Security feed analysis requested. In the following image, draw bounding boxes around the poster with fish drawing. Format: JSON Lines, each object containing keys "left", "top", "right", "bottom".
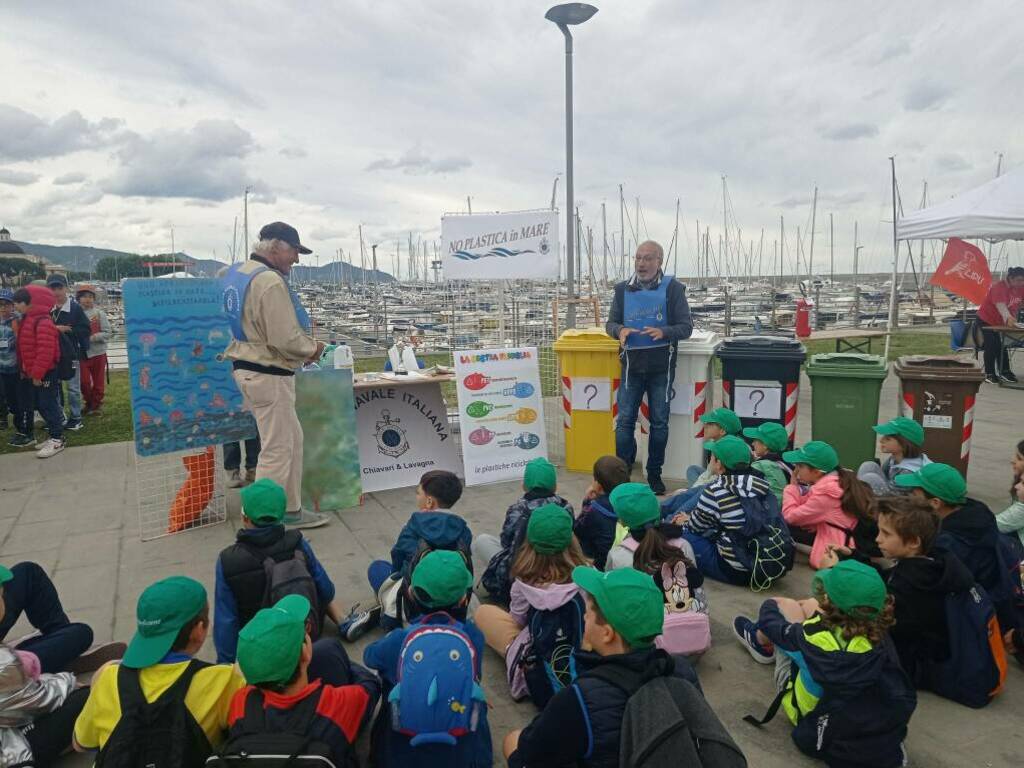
{"left": 454, "top": 346, "right": 547, "bottom": 486}
{"left": 124, "top": 279, "right": 257, "bottom": 457}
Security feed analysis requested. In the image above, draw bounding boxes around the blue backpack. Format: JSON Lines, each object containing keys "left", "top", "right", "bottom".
{"left": 728, "top": 493, "right": 794, "bottom": 591}
{"left": 515, "top": 593, "right": 585, "bottom": 708}
{"left": 921, "top": 585, "right": 1007, "bottom": 708}
{"left": 388, "top": 615, "right": 486, "bottom": 747}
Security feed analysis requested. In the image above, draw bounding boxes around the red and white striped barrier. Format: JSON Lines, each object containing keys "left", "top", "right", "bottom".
{"left": 961, "top": 394, "right": 975, "bottom": 461}
{"left": 692, "top": 380, "right": 709, "bottom": 441}
{"left": 639, "top": 394, "right": 650, "bottom": 435}
{"left": 784, "top": 382, "right": 799, "bottom": 442}
{"left": 722, "top": 379, "right": 732, "bottom": 410}
{"left": 561, "top": 375, "right": 572, "bottom": 430}
{"left": 611, "top": 378, "right": 620, "bottom": 430}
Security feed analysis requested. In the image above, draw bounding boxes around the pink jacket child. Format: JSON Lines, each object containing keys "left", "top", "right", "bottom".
{"left": 505, "top": 580, "right": 581, "bottom": 700}
{"left": 782, "top": 471, "right": 858, "bottom": 569}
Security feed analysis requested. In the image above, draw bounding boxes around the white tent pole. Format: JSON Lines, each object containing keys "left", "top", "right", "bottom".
{"left": 885, "top": 156, "right": 899, "bottom": 361}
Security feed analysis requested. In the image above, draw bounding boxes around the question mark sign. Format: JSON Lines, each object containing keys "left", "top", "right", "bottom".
{"left": 584, "top": 384, "right": 598, "bottom": 409}
{"left": 749, "top": 389, "right": 765, "bottom": 417}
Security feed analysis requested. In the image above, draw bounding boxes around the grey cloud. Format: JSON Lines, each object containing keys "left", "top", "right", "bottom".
{"left": 53, "top": 172, "right": 87, "bottom": 186}
{"left": 904, "top": 80, "right": 952, "bottom": 111}
{"left": 23, "top": 184, "right": 103, "bottom": 218}
{"left": 0, "top": 105, "right": 124, "bottom": 161}
{"left": 310, "top": 226, "right": 351, "bottom": 240}
{"left": 872, "top": 40, "right": 910, "bottom": 65}
{"left": 820, "top": 123, "right": 879, "bottom": 141}
{"left": 365, "top": 146, "right": 472, "bottom": 175}
{"left": 935, "top": 153, "right": 971, "bottom": 172}
{"left": 104, "top": 120, "right": 269, "bottom": 202}
{"left": 0, "top": 168, "right": 40, "bottom": 186}
{"left": 280, "top": 146, "right": 308, "bottom": 159}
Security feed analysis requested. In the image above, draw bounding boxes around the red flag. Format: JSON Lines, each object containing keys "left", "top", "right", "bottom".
{"left": 930, "top": 238, "right": 992, "bottom": 305}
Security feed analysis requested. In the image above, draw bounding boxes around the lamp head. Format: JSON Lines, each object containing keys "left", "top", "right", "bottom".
{"left": 545, "top": 3, "right": 598, "bottom": 26}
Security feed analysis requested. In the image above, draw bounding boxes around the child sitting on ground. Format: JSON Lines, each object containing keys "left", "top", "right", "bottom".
{"left": 743, "top": 422, "right": 793, "bottom": 503}
{"left": 214, "top": 479, "right": 343, "bottom": 663}
{"left": 995, "top": 439, "right": 1024, "bottom": 563}
{"left": 503, "top": 567, "right": 705, "bottom": 768}
{"left": 606, "top": 483, "right": 710, "bottom": 656}
{"left": 734, "top": 560, "right": 916, "bottom": 768}
{"left": 781, "top": 441, "right": 875, "bottom": 568}
{"left": 574, "top": 455, "right": 630, "bottom": 569}
{"left": 476, "top": 458, "right": 574, "bottom": 604}
{"left": 363, "top": 550, "right": 491, "bottom": 768}
{"left": 475, "top": 504, "right": 588, "bottom": 706}
{"left": 662, "top": 407, "right": 743, "bottom": 518}
{"left": 896, "top": 462, "right": 1024, "bottom": 662}
{"left": 353, "top": 470, "right": 473, "bottom": 638}
{"left": 220, "top": 595, "right": 381, "bottom": 766}
{"left": 857, "top": 417, "right": 931, "bottom": 496}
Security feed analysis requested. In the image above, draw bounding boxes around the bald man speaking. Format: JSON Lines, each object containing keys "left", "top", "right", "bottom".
{"left": 605, "top": 240, "right": 693, "bottom": 495}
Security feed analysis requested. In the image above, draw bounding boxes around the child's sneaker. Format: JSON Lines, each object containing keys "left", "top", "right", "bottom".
{"left": 339, "top": 603, "right": 381, "bottom": 642}
{"left": 225, "top": 469, "right": 243, "bottom": 488}
{"left": 65, "top": 641, "right": 128, "bottom": 674}
{"left": 36, "top": 438, "right": 66, "bottom": 459}
{"left": 733, "top": 615, "right": 775, "bottom": 664}
{"left": 8, "top": 433, "right": 36, "bottom": 448}
{"left": 244, "top": 468, "right": 257, "bottom": 485}
{"left": 65, "top": 418, "right": 84, "bottom": 431}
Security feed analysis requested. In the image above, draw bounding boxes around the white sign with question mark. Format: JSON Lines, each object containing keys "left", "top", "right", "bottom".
{"left": 733, "top": 380, "right": 783, "bottom": 419}
{"left": 571, "top": 378, "right": 612, "bottom": 412}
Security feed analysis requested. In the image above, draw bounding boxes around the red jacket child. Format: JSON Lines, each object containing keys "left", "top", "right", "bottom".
{"left": 16, "top": 285, "right": 60, "bottom": 382}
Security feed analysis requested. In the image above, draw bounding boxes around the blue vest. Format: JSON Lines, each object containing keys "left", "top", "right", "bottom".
{"left": 623, "top": 275, "right": 671, "bottom": 349}
{"left": 222, "top": 262, "right": 311, "bottom": 342}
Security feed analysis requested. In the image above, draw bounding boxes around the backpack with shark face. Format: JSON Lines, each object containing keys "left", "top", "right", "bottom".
{"left": 388, "top": 614, "right": 487, "bottom": 747}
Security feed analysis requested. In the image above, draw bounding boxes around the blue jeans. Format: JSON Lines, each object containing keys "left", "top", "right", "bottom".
{"left": 615, "top": 367, "right": 672, "bottom": 478}
{"left": 686, "top": 465, "right": 703, "bottom": 485}
{"left": 20, "top": 374, "right": 64, "bottom": 440}
{"left": 679, "top": 531, "right": 748, "bottom": 586}
{"left": 661, "top": 485, "right": 705, "bottom": 517}
{"left": 223, "top": 437, "right": 261, "bottom": 471}
{"left": 57, "top": 361, "right": 82, "bottom": 421}
{"left": 368, "top": 560, "right": 396, "bottom": 594}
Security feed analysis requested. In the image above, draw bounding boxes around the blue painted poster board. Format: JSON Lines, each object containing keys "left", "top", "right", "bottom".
{"left": 124, "top": 278, "right": 257, "bottom": 457}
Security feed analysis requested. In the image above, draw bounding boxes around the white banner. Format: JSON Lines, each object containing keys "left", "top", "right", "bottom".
{"left": 454, "top": 346, "right": 548, "bottom": 485}
{"left": 441, "top": 210, "right": 559, "bottom": 280}
{"left": 355, "top": 382, "right": 461, "bottom": 492}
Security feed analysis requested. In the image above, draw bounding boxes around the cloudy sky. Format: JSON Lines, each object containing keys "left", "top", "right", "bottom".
{"left": 1, "top": 0, "right": 1021, "bottom": 277}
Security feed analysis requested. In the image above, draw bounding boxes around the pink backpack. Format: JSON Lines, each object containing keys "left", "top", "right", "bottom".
{"left": 621, "top": 538, "right": 712, "bottom": 657}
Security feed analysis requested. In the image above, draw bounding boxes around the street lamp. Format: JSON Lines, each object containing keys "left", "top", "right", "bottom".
{"left": 546, "top": 2, "right": 597, "bottom": 330}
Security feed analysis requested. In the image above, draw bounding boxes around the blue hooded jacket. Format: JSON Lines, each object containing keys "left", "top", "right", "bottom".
{"left": 391, "top": 511, "right": 473, "bottom": 573}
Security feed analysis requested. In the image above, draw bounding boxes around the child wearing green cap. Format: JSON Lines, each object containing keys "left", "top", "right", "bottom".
{"left": 215, "top": 479, "right": 344, "bottom": 662}
{"left": 363, "top": 550, "right": 492, "bottom": 768}
{"left": 74, "top": 576, "right": 246, "bottom": 756}
{"left": 857, "top": 416, "right": 932, "bottom": 496}
{"left": 743, "top": 422, "right": 793, "bottom": 504}
{"left": 476, "top": 457, "right": 574, "bottom": 606}
{"left": 736, "top": 561, "right": 915, "bottom": 768}
{"left": 662, "top": 407, "right": 744, "bottom": 516}
{"left": 781, "top": 440, "right": 876, "bottom": 569}
{"left": 475, "top": 504, "right": 588, "bottom": 704}
{"left": 503, "top": 566, "right": 702, "bottom": 768}
{"left": 221, "top": 595, "right": 380, "bottom": 765}
{"left": 898, "top": 462, "right": 1024, "bottom": 661}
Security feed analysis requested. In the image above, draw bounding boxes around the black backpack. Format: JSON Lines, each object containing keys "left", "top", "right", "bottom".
{"left": 208, "top": 687, "right": 339, "bottom": 768}
{"left": 240, "top": 538, "right": 322, "bottom": 639}
{"left": 96, "top": 661, "right": 212, "bottom": 768}
{"left": 55, "top": 328, "right": 76, "bottom": 380}
{"left": 727, "top": 492, "right": 794, "bottom": 591}
{"left": 513, "top": 593, "right": 585, "bottom": 708}
{"left": 591, "top": 664, "right": 747, "bottom": 768}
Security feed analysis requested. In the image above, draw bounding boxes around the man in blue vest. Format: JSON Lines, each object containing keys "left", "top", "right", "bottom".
{"left": 605, "top": 241, "right": 692, "bottom": 495}
{"left": 223, "top": 222, "right": 328, "bottom": 528}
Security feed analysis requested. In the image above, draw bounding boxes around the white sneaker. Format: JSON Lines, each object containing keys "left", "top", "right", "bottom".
{"left": 225, "top": 469, "right": 243, "bottom": 488}
{"left": 36, "top": 438, "right": 66, "bottom": 459}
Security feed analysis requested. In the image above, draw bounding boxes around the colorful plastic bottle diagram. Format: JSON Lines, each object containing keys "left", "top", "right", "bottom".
{"left": 462, "top": 372, "right": 514, "bottom": 391}
{"left": 469, "top": 427, "right": 496, "bottom": 446}
{"left": 479, "top": 407, "right": 537, "bottom": 425}
{"left": 465, "top": 400, "right": 511, "bottom": 418}
{"left": 500, "top": 382, "right": 535, "bottom": 398}
{"left": 513, "top": 432, "right": 541, "bottom": 450}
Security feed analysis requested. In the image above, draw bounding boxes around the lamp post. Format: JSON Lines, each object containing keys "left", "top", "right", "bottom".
{"left": 546, "top": 2, "right": 597, "bottom": 330}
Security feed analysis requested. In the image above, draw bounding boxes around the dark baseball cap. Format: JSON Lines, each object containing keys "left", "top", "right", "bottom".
{"left": 46, "top": 274, "right": 68, "bottom": 287}
{"left": 258, "top": 222, "right": 312, "bottom": 254}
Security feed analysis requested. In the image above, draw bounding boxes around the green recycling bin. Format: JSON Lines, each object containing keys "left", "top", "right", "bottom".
{"left": 806, "top": 352, "right": 889, "bottom": 468}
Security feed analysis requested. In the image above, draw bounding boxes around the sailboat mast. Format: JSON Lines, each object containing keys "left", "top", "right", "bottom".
{"left": 808, "top": 186, "right": 818, "bottom": 282}
{"left": 829, "top": 212, "right": 834, "bottom": 285}
{"left": 672, "top": 198, "right": 680, "bottom": 276}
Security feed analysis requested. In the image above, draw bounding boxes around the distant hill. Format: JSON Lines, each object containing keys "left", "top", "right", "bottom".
{"left": 13, "top": 241, "right": 394, "bottom": 282}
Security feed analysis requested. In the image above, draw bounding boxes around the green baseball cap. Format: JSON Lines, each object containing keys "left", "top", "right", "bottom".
{"left": 609, "top": 482, "right": 660, "bottom": 529}
{"left": 894, "top": 462, "right": 966, "bottom": 504}
{"left": 523, "top": 457, "right": 557, "bottom": 492}
{"left": 783, "top": 440, "right": 839, "bottom": 472}
{"left": 873, "top": 417, "right": 925, "bottom": 447}
{"left": 0, "top": 566, "right": 13, "bottom": 585}
{"left": 813, "top": 559, "right": 887, "bottom": 618}
{"left": 240, "top": 478, "right": 287, "bottom": 524}
{"left": 237, "top": 594, "right": 310, "bottom": 684}
{"left": 123, "top": 577, "right": 207, "bottom": 669}
{"left": 742, "top": 422, "right": 789, "bottom": 453}
{"left": 572, "top": 566, "right": 664, "bottom": 647}
{"left": 704, "top": 435, "right": 752, "bottom": 469}
{"left": 527, "top": 504, "right": 574, "bottom": 555}
{"left": 410, "top": 550, "right": 473, "bottom": 609}
{"left": 700, "top": 407, "right": 742, "bottom": 435}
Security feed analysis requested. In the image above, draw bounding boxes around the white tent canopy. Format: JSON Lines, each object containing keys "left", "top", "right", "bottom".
{"left": 896, "top": 165, "right": 1024, "bottom": 242}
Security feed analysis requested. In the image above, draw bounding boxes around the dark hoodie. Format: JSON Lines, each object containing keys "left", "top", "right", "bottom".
{"left": 391, "top": 510, "right": 473, "bottom": 574}
{"left": 883, "top": 548, "right": 974, "bottom": 678}
{"left": 935, "top": 497, "right": 1020, "bottom": 633}
{"left": 574, "top": 493, "right": 618, "bottom": 570}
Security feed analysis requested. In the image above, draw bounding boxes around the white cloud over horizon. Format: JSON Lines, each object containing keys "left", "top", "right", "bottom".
{"left": 0, "top": 0, "right": 1021, "bottom": 276}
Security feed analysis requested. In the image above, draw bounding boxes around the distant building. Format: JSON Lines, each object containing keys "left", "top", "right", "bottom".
{"left": 0, "top": 227, "right": 67, "bottom": 277}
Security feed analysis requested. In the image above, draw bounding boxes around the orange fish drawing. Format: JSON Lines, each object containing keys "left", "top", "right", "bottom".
{"left": 139, "top": 410, "right": 153, "bottom": 426}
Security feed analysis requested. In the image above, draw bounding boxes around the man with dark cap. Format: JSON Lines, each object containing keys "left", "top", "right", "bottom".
{"left": 223, "top": 223, "right": 327, "bottom": 529}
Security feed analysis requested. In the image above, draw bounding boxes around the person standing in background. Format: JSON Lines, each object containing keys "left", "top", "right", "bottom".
{"left": 75, "top": 285, "right": 110, "bottom": 416}
{"left": 46, "top": 274, "right": 89, "bottom": 431}
{"left": 977, "top": 266, "right": 1024, "bottom": 384}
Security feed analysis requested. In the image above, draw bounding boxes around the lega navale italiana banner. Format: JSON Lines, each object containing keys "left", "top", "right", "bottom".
{"left": 441, "top": 210, "right": 559, "bottom": 280}
{"left": 454, "top": 346, "right": 548, "bottom": 486}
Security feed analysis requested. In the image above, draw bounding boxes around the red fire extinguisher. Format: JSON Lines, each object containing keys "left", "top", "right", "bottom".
{"left": 795, "top": 298, "right": 812, "bottom": 338}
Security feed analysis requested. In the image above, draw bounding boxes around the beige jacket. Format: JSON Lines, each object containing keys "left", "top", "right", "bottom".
{"left": 223, "top": 258, "right": 318, "bottom": 371}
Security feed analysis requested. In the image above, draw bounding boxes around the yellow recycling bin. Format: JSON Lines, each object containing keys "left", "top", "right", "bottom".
{"left": 553, "top": 327, "right": 622, "bottom": 472}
